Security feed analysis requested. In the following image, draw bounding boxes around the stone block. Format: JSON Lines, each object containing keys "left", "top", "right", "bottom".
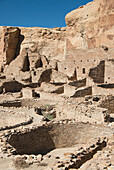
{"left": 64, "top": 84, "right": 76, "bottom": 97}
{"left": 22, "top": 88, "right": 35, "bottom": 98}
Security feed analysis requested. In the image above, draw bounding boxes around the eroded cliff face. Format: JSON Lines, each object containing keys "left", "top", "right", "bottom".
{"left": 65, "top": 0, "right": 114, "bottom": 49}
{"left": 0, "top": 26, "right": 67, "bottom": 74}
{"left": 0, "top": 27, "right": 20, "bottom": 65}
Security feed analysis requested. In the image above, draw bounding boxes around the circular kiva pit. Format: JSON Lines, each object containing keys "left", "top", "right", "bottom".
{"left": 6, "top": 122, "right": 110, "bottom": 156}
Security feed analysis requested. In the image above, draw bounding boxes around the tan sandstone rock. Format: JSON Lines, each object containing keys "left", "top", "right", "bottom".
{"left": 65, "top": 0, "right": 114, "bottom": 49}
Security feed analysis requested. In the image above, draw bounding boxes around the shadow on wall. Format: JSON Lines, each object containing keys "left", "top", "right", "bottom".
{"left": 2, "top": 81, "right": 22, "bottom": 93}
{"left": 110, "top": 117, "right": 114, "bottom": 122}
{"left": 98, "top": 84, "right": 114, "bottom": 88}
{"left": 68, "top": 78, "right": 86, "bottom": 88}
{"left": 22, "top": 52, "right": 30, "bottom": 72}
{"left": 89, "top": 61, "right": 105, "bottom": 84}
{"left": 15, "top": 30, "right": 25, "bottom": 58}
{"left": 39, "top": 69, "right": 52, "bottom": 84}
{"left": 99, "top": 95, "right": 114, "bottom": 113}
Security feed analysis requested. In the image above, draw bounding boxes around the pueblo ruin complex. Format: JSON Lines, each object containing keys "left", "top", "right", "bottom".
{"left": 0, "top": 0, "right": 114, "bottom": 169}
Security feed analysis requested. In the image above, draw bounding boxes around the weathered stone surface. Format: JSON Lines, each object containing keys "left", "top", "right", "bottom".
{"left": 0, "top": 109, "right": 32, "bottom": 130}
{"left": 4, "top": 49, "right": 30, "bottom": 78}
{"left": 0, "top": 27, "right": 20, "bottom": 65}
{"left": 19, "top": 27, "right": 66, "bottom": 62}
{"left": 22, "top": 88, "right": 35, "bottom": 98}
{"left": 41, "top": 55, "right": 49, "bottom": 69}
{"left": 98, "top": 95, "right": 114, "bottom": 113}
{"left": 105, "top": 59, "right": 114, "bottom": 84}
{"left": 28, "top": 52, "right": 42, "bottom": 70}
{"left": 37, "top": 91, "right": 65, "bottom": 102}
{"left": 41, "top": 82, "right": 64, "bottom": 94}
{"left": 31, "top": 68, "right": 52, "bottom": 84}
{"left": 64, "top": 84, "right": 77, "bottom": 97}
{"left": 16, "top": 71, "right": 31, "bottom": 85}
{"left": 8, "top": 123, "right": 109, "bottom": 155}
{"left": 51, "top": 70, "right": 68, "bottom": 84}
{"left": 89, "top": 60, "right": 105, "bottom": 83}
{"left": 58, "top": 48, "right": 114, "bottom": 83}
{"left": 65, "top": 0, "right": 114, "bottom": 49}
{"left": 58, "top": 60, "right": 76, "bottom": 79}
{"left": 92, "top": 84, "right": 114, "bottom": 96}
{"left": 71, "top": 86, "right": 92, "bottom": 98}
{"left": 49, "top": 59, "right": 58, "bottom": 70}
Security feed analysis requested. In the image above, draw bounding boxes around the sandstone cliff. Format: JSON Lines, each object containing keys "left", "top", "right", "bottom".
{"left": 65, "top": 0, "right": 114, "bottom": 49}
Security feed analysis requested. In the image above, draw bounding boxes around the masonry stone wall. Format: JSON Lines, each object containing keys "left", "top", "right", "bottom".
{"left": 58, "top": 48, "right": 113, "bottom": 82}
{"left": 68, "top": 78, "right": 86, "bottom": 88}
{"left": 92, "top": 85, "right": 114, "bottom": 96}
{"left": 105, "top": 60, "right": 114, "bottom": 84}
{"left": 99, "top": 95, "right": 114, "bottom": 113}
{"left": 89, "top": 61, "right": 105, "bottom": 84}
{"left": 22, "top": 88, "right": 35, "bottom": 98}
{"left": 72, "top": 86, "right": 92, "bottom": 98}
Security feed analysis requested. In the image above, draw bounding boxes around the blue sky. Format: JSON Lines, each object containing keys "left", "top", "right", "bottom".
{"left": 0, "top": 0, "right": 93, "bottom": 28}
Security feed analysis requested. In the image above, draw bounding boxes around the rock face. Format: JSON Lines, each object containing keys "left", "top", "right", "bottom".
{"left": 0, "top": 27, "right": 20, "bottom": 66}
{"left": 65, "top": 0, "right": 114, "bottom": 49}
{"left": 5, "top": 48, "right": 30, "bottom": 79}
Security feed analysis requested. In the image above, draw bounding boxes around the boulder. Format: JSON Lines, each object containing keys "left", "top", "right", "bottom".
{"left": 28, "top": 52, "right": 42, "bottom": 70}
{"left": 49, "top": 59, "right": 58, "bottom": 70}
{"left": 15, "top": 71, "right": 31, "bottom": 85}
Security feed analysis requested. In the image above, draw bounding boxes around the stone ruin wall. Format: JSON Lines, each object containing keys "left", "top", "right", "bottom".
{"left": 99, "top": 95, "right": 114, "bottom": 113}
{"left": 58, "top": 49, "right": 111, "bottom": 82}
{"left": 105, "top": 59, "right": 114, "bottom": 84}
